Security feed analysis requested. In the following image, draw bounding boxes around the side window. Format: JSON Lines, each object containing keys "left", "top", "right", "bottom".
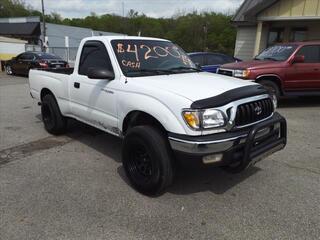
{"left": 79, "top": 41, "right": 113, "bottom": 76}
{"left": 19, "top": 54, "right": 28, "bottom": 60}
{"left": 206, "top": 54, "right": 225, "bottom": 65}
{"left": 24, "top": 53, "right": 35, "bottom": 60}
{"left": 15, "top": 54, "right": 23, "bottom": 60}
{"left": 296, "top": 45, "right": 320, "bottom": 63}
{"left": 290, "top": 28, "right": 307, "bottom": 42}
{"left": 190, "top": 55, "right": 204, "bottom": 66}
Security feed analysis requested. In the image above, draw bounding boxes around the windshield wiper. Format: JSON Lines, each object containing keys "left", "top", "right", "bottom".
{"left": 168, "top": 66, "right": 202, "bottom": 72}
{"left": 125, "top": 66, "right": 201, "bottom": 76}
{"left": 126, "top": 68, "right": 172, "bottom": 75}
{"left": 262, "top": 57, "right": 279, "bottom": 61}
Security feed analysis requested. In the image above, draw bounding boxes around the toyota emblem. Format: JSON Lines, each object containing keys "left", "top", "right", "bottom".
{"left": 254, "top": 106, "right": 262, "bottom": 115}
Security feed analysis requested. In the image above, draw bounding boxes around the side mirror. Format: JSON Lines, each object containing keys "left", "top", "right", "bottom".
{"left": 292, "top": 55, "right": 305, "bottom": 64}
{"left": 87, "top": 68, "right": 115, "bottom": 80}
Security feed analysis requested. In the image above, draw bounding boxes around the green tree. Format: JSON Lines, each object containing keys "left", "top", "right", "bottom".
{"left": 0, "top": 0, "right": 237, "bottom": 55}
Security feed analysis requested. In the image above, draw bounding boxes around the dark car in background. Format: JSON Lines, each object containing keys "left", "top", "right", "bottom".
{"left": 5, "top": 52, "right": 69, "bottom": 76}
{"left": 188, "top": 52, "right": 241, "bottom": 73}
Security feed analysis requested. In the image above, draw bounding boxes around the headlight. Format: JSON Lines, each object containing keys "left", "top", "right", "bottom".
{"left": 182, "top": 109, "right": 226, "bottom": 130}
{"left": 271, "top": 95, "right": 278, "bottom": 110}
{"left": 234, "top": 69, "right": 250, "bottom": 78}
{"left": 202, "top": 109, "right": 226, "bottom": 129}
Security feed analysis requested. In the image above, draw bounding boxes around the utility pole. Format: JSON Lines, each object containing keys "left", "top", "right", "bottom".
{"left": 122, "top": 1, "right": 125, "bottom": 17}
{"left": 203, "top": 24, "right": 208, "bottom": 52}
{"left": 41, "top": 0, "right": 46, "bottom": 52}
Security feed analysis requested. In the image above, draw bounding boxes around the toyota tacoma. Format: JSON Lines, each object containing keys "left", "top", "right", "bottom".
{"left": 29, "top": 36, "right": 287, "bottom": 195}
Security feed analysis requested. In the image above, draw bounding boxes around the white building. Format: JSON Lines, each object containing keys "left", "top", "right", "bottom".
{"left": 0, "top": 36, "right": 27, "bottom": 71}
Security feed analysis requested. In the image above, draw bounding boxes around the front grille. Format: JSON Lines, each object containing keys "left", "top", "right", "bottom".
{"left": 235, "top": 98, "right": 273, "bottom": 127}
{"left": 217, "top": 69, "right": 233, "bottom": 76}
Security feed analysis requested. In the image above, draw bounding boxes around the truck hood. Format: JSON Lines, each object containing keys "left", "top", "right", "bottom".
{"left": 221, "top": 60, "right": 283, "bottom": 70}
{"left": 129, "top": 72, "right": 256, "bottom": 102}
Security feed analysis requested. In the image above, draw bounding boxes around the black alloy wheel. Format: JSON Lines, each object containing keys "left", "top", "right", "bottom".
{"left": 122, "top": 125, "right": 174, "bottom": 196}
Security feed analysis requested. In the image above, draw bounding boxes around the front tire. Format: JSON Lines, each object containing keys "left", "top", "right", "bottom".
{"left": 5, "top": 65, "right": 13, "bottom": 75}
{"left": 122, "top": 126, "right": 174, "bottom": 196}
{"left": 41, "top": 94, "right": 67, "bottom": 135}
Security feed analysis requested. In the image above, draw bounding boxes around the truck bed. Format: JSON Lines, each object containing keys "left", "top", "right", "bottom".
{"left": 37, "top": 68, "right": 74, "bottom": 75}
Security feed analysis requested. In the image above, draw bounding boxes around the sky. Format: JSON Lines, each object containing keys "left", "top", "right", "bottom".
{"left": 23, "top": 0, "right": 245, "bottom": 19}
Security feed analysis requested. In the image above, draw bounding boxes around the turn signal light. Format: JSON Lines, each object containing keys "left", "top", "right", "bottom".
{"left": 183, "top": 111, "right": 200, "bottom": 129}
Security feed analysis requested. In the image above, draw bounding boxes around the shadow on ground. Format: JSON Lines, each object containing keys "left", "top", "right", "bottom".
{"left": 59, "top": 119, "right": 261, "bottom": 195}
{"left": 279, "top": 96, "right": 320, "bottom": 108}
{"left": 66, "top": 119, "right": 122, "bottom": 163}
{"left": 167, "top": 164, "right": 260, "bottom": 195}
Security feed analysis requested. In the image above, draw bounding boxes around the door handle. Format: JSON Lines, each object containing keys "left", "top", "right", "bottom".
{"left": 314, "top": 68, "right": 319, "bottom": 71}
{"left": 74, "top": 82, "right": 80, "bottom": 88}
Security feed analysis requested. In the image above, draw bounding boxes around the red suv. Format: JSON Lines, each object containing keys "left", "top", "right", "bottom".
{"left": 217, "top": 42, "right": 320, "bottom": 100}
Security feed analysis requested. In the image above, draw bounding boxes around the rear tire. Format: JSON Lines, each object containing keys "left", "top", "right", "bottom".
{"left": 259, "top": 80, "right": 280, "bottom": 102}
{"left": 122, "top": 126, "right": 174, "bottom": 196}
{"left": 41, "top": 94, "right": 67, "bottom": 135}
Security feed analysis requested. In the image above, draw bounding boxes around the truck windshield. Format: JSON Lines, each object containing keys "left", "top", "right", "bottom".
{"left": 111, "top": 39, "right": 198, "bottom": 77}
{"left": 255, "top": 44, "right": 298, "bottom": 61}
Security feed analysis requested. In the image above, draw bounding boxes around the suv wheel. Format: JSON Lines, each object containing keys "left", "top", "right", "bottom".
{"left": 122, "top": 126, "right": 174, "bottom": 196}
{"left": 259, "top": 80, "right": 280, "bottom": 102}
{"left": 41, "top": 94, "right": 67, "bottom": 135}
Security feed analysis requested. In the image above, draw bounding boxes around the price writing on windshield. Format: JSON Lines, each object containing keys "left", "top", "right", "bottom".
{"left": 116, "top": 43, "right": 192, "bottom": 69}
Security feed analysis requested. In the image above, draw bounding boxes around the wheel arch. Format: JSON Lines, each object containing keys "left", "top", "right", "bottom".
{"left": 122, "top": 110, "right": 168, "bottom": 136}
{"left": 256, "top": 74, "right": 283, "bottom": 95}
{"left": 40, "top": 88, "right": 55, "bottom": 101}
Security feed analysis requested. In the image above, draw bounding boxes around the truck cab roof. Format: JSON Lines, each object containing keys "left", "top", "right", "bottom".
{"left": 81, "top": 35, "right": 170, "bottom": 43}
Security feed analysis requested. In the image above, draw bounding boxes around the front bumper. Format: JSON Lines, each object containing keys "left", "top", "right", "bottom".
{"left": 168, "top": 112, "right": 287, "bottom": 166}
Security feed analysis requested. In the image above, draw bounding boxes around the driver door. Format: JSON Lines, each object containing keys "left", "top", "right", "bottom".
{"left": 11, "top": 53, "right": 24, "bottom": 74}
{"left": 70, "top": 41, "right": 119, "bottom": 135}
{"left": 286, "top": 45, "right": 320, "bottom": 90}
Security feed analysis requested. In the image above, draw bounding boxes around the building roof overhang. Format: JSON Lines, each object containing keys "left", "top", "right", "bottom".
{"left": 0, "top": 22, "right": 41, "bottom": 37}
{"left": 232, "top": 0, "right": 279, "bottom": 25}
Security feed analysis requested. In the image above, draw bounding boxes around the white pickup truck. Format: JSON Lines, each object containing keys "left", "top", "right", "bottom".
{"left": 29, "top": 36, "right": 287, "bottom": 195}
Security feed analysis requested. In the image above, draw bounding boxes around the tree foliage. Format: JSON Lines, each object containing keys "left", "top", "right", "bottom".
{"left": 0, "top": 0, "right": 237, "bottom": 55}
{"left": 0, "top": 0, "right": 41, "bottom": 17}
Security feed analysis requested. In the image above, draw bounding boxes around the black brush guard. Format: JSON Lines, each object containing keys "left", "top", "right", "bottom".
{"left": 227, "top": 113, "right": 287, "bottom": 171}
